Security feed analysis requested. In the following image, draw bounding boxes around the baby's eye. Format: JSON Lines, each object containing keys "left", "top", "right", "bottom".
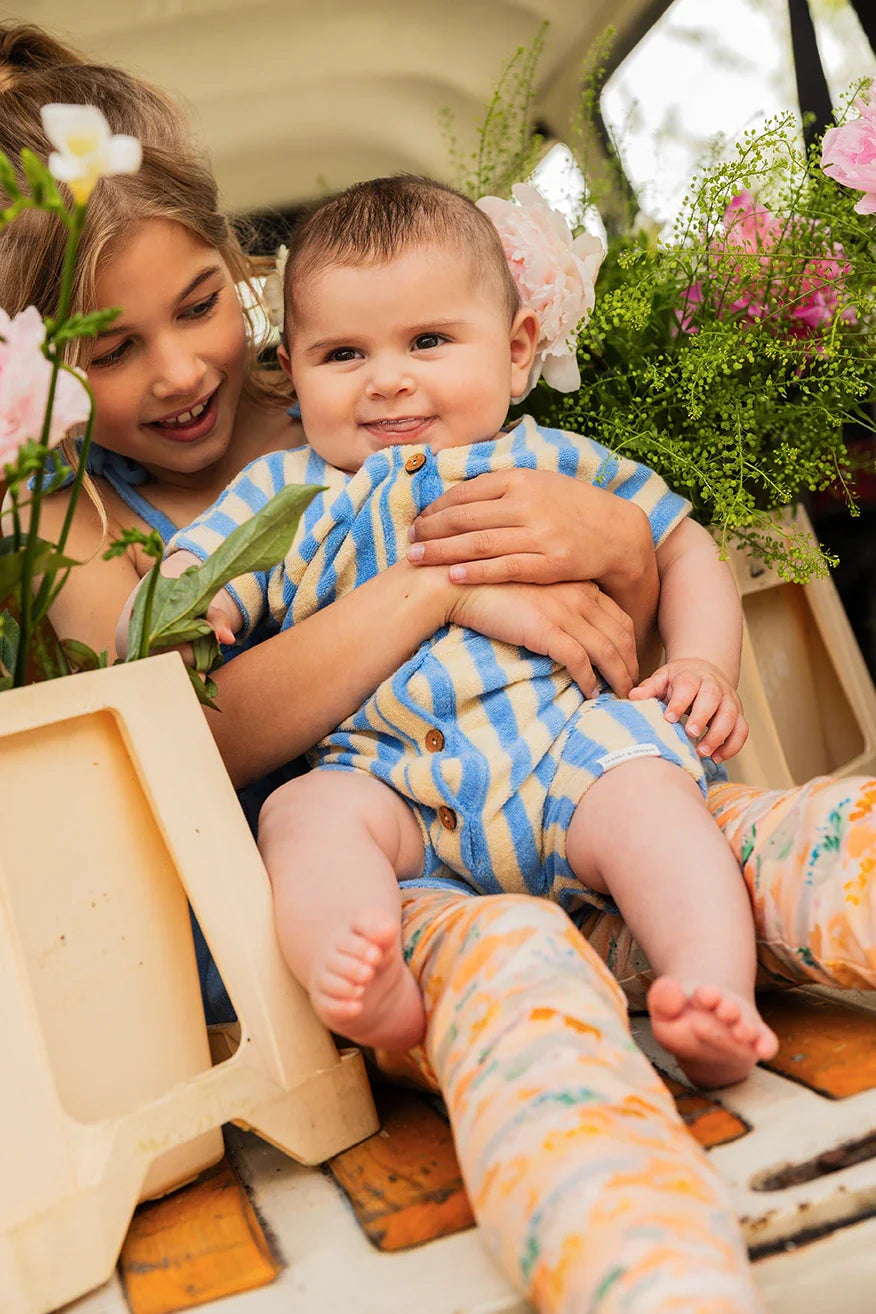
{"left": 412, "top": 333, "right": 447, "bottom": 351}
{"left": 324, "top": 346, "right": 361, "bottom": 363}
{"left": 90, "top": 339, "right": 131, "bottom": 369}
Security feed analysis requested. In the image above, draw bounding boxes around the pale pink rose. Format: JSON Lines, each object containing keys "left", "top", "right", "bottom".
{"left": 477, "top": 183, "right": 604, "bottom": 397}
{"left": 0, "top": 306, "right": 90, "bottom": 468}
{"left": 821, "top": 82, "right": 876, "bottom": 215}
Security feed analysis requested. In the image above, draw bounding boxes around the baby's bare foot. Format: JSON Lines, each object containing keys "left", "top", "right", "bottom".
{"left": 309, "top": 909, "right": 425, "bottom": 1051}
{"left": 648, "top": 976, "right": 778, "bottom": 1089}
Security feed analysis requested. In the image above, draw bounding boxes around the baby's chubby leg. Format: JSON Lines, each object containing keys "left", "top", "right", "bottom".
{"left": 565, "top": 758, "right": 778, "bottom": 1088}
{"left": 258, "top": 772, "right": 427, "bottom": 1050}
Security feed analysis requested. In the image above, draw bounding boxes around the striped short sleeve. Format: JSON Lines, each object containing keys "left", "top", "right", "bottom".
{"left": 167, "top": 447, "right": 322, "bottom": 639}
{"left": 553, "top": 426, "right": 690, "bottom": 548}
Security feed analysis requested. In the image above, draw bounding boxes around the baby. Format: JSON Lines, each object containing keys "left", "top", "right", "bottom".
{"left": 151, "top": 176, "right": 778, "bottom": 1087}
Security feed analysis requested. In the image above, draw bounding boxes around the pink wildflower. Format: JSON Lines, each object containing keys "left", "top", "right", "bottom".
{"left": 679, "top": 190, "right": 854, "bottom": 343}
{"left": 0, "top": 306, "right": 90, "bottom": 469}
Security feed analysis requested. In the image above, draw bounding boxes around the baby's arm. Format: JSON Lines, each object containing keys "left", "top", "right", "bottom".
{"left": 630, "top": 518, "right": 748, "bottom": 764}
{"left": 114, "top": 550, "right": 243, "bottom": 661}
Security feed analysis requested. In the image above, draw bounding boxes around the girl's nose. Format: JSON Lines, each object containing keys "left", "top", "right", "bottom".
{"left": 151, "top": 341, "right": 208, "bottom": 401}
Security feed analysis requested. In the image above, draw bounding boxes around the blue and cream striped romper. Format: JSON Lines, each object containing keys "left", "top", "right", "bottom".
{"left": 170, "top": 417, "right": 707, "bottom": 917}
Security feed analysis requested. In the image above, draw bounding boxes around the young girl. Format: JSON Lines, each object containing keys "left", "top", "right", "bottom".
{"left": 160, "top": 175, "right": 776, "bottom": 1088}
{"left": 2, "top": 23, "right": 874, "bottom": 1314}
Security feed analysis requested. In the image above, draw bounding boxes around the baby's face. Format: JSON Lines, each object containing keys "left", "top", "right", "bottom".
{"left": 282, "top": 244, "right": 536, "bottom": 474}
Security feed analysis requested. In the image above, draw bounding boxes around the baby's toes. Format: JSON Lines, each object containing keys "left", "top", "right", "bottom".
{"left": 729, "top": 1016, "right": 759, "bottom": 1046}
{"left": 318, "top": 968, "right": 366, "bottom": 1002}
{"left": 714, "top": 995, "right": 743, "bottom": 1026}
{"left": 334, "top": 929, "right": 382, "bottom": 968}
{"left": 754, "top": 1026, "right": 779, "bottom": 1061}
{"left": 691, "top": 984, "right": 723, "bottom": 1013}
{"left": 325, "top": 947, "right": 376, "bottom": 986}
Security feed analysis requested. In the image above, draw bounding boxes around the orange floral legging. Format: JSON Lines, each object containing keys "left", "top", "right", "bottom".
{"left": 375, "top": 777, "right": 876, "bottom": 1314}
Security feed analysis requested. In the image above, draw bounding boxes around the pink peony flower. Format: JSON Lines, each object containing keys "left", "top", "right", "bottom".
{"left": 679, "top": 190, "right": 855, "bottom": 343}
{"left": 477, "top": 183, "right": 604, "bottom": 398}
{"left": 821, "top": 82, "right": 876, "bottom": 215}
{"left": 0, "top": 306, "right": 90, "bottom": 468}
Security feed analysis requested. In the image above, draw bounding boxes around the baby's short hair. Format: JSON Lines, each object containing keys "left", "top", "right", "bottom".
{"left": 283, "top": 175, "right": 519, "bottom": 340}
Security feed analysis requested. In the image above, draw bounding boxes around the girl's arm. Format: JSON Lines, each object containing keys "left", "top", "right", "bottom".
{"left": 35, "top": 487, "right": 638, "bottom": 789}
{"left": 206, "top": 565, "right": 639, "bottom": 787}
{"left": 406, "top": 469, "right": 659, "bottom": 649}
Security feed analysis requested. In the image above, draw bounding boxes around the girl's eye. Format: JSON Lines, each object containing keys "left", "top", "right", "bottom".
{"left": 413, "top": 333, "right": 446, "bottom": 351}
{"left": 182, "top": 290, "right": 220, "bottom": 320}
{"left": 90, "top": 339, "right": 131, "bottom": 369}
{"left": 325, "top": 347, "right": 360, "bottom": 363}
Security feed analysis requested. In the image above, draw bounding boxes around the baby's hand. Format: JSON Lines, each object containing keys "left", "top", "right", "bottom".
{"left": 629, "top": 657, "right": 748, "bottom": 765}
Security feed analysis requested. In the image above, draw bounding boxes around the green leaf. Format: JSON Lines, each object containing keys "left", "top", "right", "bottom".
{"left": 20, "top": 149, "right": 51, "bottom": 205}
{"left": 59, "top": 638, "right": 109, "bottom": 673}
{"left": 0, "top": 609, "right": 20, "bottom": 678}
{"left": 0, "top": 150, "right": 20, "bottom": 201}
{"left": 0, "top": 540, "right": 80, "bottom": 606}
{"left": 185, "top": 664, "right": 221, "bottom": 710}
{"left": 128, "top": 482, "right": 323, "bottom": 656}
{"left": 52, "top": 307, "right": 121, "bottom": 346}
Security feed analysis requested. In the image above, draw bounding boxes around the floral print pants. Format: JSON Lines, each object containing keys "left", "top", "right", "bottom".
{"left": 376, "top": 777, "right": 876, "bottom": 1313}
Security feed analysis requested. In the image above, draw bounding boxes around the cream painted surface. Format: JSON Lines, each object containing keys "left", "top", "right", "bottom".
{"left": 8, "top": 1, "right": 669, "bottom": 211}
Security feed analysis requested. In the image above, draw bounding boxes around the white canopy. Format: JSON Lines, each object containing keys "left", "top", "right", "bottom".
{"left": 12, "top": 0, "right": 670, "bottom": 212}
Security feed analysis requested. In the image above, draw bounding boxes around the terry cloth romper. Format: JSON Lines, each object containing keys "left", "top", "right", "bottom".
{"left": 170, "top": 417, "right": 708, "bottom": 919}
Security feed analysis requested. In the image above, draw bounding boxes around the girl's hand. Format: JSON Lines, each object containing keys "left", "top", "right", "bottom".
{"left": 447, "top": 579, "right": 638, "bottom": 698}
{"left": 407, "top": 468, "right": 645, "bottom": 586}
{"left": 630, "top": 657, "right": 748, "bottom": 764}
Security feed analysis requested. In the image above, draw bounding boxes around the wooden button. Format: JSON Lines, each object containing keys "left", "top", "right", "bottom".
{"left": 438, "top": 806, "right": 457, "bottom": 831}
{"left": 425, "top": 729, "right": 445, "bottom": 753}
{"left": 404, "top": 453, "right": 426, "bottom": 473}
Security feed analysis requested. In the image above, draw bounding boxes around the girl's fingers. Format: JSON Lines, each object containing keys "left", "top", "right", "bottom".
{"left": 415, "top": 471, "right": 511, "bottom": 520}
{"left": 410, "top": 498, "right": 522, "bottom": 546}
{"left": 408, "top": 529, "right": 536, "bottom": 572}
{"left": 449, "top": 552, "right": 549, "bottom": 585}
{"left": 569, "top": 619, "right": 633, "bottom": 696}
{"left": 546, "top": 626, "right": 599, "bottom": 699}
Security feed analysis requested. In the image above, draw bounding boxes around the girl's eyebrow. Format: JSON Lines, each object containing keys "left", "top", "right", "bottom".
{"left": 94, "top": 265, "right": 223, "bottom": 340}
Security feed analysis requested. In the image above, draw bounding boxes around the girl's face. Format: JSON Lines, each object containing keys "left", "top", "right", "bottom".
{"left": 88, "top": 218, "right": 248, "bottom": 482}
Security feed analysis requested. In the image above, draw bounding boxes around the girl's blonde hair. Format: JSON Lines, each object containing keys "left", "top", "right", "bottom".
{"left": 0, "top": 22, "right": 290, "bottom": 512}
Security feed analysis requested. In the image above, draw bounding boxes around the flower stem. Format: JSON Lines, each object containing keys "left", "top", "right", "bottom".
{"left": 136, "top": 561, "right": 161, "bottom": 661}
{"left": 13, "top": 202, "right": 84, "bottom": 686}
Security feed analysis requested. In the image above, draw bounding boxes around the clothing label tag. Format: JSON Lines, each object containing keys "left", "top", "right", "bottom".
{"left": 597, "top": 743, "right": 662, "bottom": 772}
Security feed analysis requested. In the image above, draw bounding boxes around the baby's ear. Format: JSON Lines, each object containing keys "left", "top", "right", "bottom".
{"left": 276, "top": 341, "right": 293, "bottom": 381}
{"left": 509, "top": 308, "right": 538, "bottom": 397}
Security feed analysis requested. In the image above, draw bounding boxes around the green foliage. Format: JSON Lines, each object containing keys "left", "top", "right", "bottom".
{"left": 124, "top": 483, "right": 324, "bottom": 706}
{"left": 527, "top": 111, "right": 875, "bottom": 580}
{"left": 456, "top": 32, "right": 875, "bottom": 581}
{"left": 442, "top": 22, "right": 547, "bottom": 200}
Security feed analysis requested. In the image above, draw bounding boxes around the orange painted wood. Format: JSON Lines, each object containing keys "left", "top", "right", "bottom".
{"left": 119, "top": 1157, "right": 281, "bottom": 1314}
{"left": 327, "top": 1084, "right": 475, "bottom": 1251}
{"left": 661, "top": 1075, "right": 751, "bottom": 1148}
{"left": 759, "top": 992, "right": 876, "bottom": 1098}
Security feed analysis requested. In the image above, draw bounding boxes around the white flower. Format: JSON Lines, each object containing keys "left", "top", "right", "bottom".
{"left": 477, "top": 183, "right": 604, "bottom": 398}
{"left": 40, "top": 104, "right": 142, "bottom": 204}
{"left": 263, "top": 245, "right": 289, "bottom": 329}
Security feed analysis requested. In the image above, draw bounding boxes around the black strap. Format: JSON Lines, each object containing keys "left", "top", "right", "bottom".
{"left": 788, "top": 0, "right": 833, "bottom": 146}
